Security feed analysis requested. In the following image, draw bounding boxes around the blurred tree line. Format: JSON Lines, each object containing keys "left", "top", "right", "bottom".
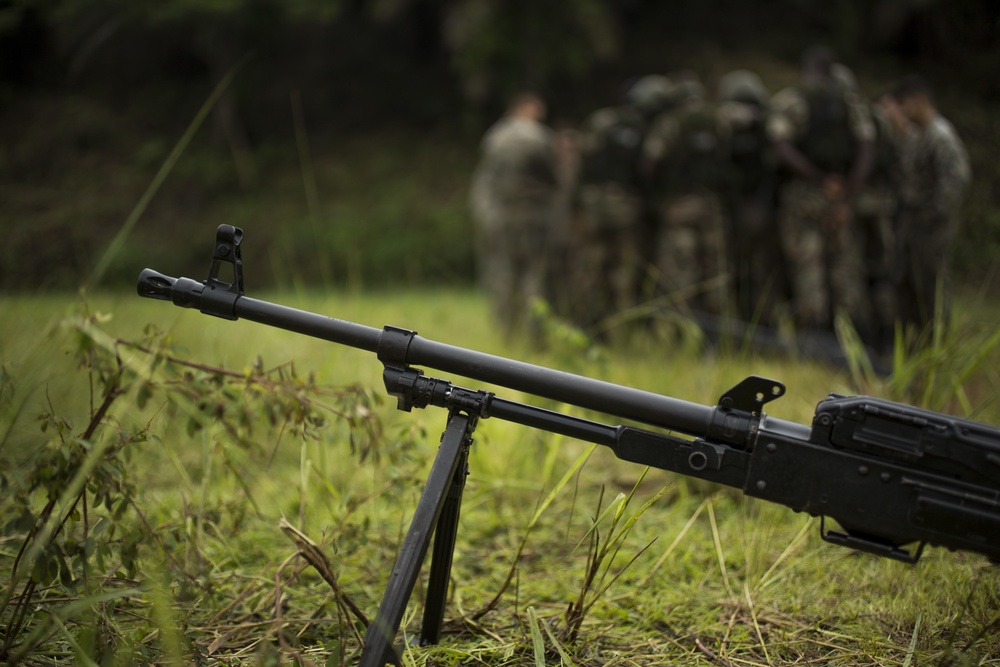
{"left": 1, "top": 0, "right": 999, "bottom": 290}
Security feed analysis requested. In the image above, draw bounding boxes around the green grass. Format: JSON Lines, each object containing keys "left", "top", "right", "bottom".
{"left": 1, "top": 288, "right": 998, "bottom": 665}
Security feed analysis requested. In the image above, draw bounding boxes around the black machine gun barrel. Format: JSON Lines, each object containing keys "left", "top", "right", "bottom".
{"left": 138, "top": 225, "right": 1000, "bottom": 664}
{"left": 139, "top": 267, "right": 735, "bottom": 440}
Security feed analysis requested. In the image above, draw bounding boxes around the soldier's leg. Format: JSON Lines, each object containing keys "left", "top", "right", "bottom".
{"left": 911, "top": 221, "right": 955, "bottom": 334}
{"left": 744, "top": 198, "right": 789, "bottom": 326}
{"left": 607, "top": 187, "right": 641, "bottom": 315}
{"left": 696, "top": 195, "right": 728, "bottom": 316}
{"left": 573, "top": 186, "right": 615, "bottom": 329}
{"left": 636, "top": 197, "right": 663, "bottom": 304}
{"left": 777, "top": 181, "right": 829, "bottom": 330}
{"left": 894, "top": 220, "right": 921, "bottom": 334}
{"left": 515, "top": 221, "right": 552, "bottom": 340}
{"left": 585, "top": 233, "right": 614, "bottom": 329}
{"left": 829, "top": 214, "right": 874, "bottom": 341}
{"left": 485, "top": 223, "right": 517, "bottom": 330}
{"left": 751, "top": 207, "right": 782, "bottom": 323}
{"left": 612, "top": 226, "right": 640, "bottom": 315}
{"left": 657, "top": 196, "right": 701, "bottom": 309}
{"left": 728, "top": 198, "right": 754, "bottom": 321}
{"left": 862, "top": 192, "right": 899, "bottom": 352}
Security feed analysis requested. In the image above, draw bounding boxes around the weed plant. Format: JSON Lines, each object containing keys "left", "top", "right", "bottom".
{"left": 837, "top": 289, "right": 1000, "bottom": 423}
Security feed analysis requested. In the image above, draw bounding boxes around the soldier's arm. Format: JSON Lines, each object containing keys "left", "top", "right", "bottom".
{"left": 843, "top": 91, "right": 877, "bottom": 201}
{"left": 822, "top": 138, "right": 873, "bottom": 232}
{"left": 774, "top": 140, "right": 823, "bottom": 182}
{"left": 527, "top": 154, "right": 559, "bottom": 186}
{"left": 525, "top": 130, "right": 560, "bottom": 187}
{"left": 845, "top": 139, "right": 874, "bottom": 201}
{"left": 930, "top": 127, "right": 971, "bottom": 219}
{"left": 767, "top": 90, "right": 822, "bottom": 182}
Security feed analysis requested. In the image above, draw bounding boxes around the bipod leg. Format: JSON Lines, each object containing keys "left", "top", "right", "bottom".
{"left": 358, "top": 411, "right": 475, "bottom": 667}
{"left": 420, "top": 417, "right": 471, "bottom": 645}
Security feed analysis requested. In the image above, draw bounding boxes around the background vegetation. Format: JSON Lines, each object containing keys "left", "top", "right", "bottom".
{"left": 2, "top": 0, "right": 1000, "bottom": 664}
{"left": 1, "top": 0, "right": 999, "bottom": 292}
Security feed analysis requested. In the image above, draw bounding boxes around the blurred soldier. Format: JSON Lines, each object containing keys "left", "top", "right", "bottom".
{"left": 567, "top": 74, "right": 673, "bottom": 331}
{"left": 544, "top": 123, "right": 583, "bottom": 320}
{"left": 858, "top": 90, "right": 912, "bottom": 353}
{"left": 875, "top": 92, "right": 920, "bottom": 350}
{"left": 891, "top": 75, "right": 971, "bottom": 336}
{"left": 643, "top": 77, "right": 733, "bottom": 316}
{"left": 469, "top": 92, "right": 561, "bottom": 337}
{"left": 715, "top": 69, "right": 786, "bottom": 324}
{"left": 834, "top": 64, "right": 900, "bottom": 353}
{"left": 767, "top": 46, "right": 875, "bottom": 336}
{"left": 877, "top": 92, "right": 918, "bottom": 180}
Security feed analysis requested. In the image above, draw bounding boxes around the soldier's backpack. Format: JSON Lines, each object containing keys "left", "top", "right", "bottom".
{"left": 726, "top": 110, "right": 770, "bottom": 197}
{"left": 798, "top": 84, "right": 858, "bottom": 175}
{"left": 659, "top": 105, "right": 732, "bottom": 196}
{"left": 579, "top": 106, "right": 647, "bottom": 186}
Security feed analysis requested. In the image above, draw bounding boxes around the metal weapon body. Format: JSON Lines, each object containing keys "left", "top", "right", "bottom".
{"left": 138, "top": 225, "right": 1000, "bottom": 665}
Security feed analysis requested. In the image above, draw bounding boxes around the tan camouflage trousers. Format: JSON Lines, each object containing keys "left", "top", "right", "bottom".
{"left": 654, "top": 193, "right": 728, "bottom": 314}
{"left": 777, "top": 180, "right": 871, "bottom": 334}
{"left": 473, "top": 202, "right": 556, "bottom": 338}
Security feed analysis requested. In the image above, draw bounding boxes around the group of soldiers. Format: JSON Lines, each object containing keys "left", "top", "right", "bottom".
{"left": 470, "top": 46, "right": 971, "bottom": 356}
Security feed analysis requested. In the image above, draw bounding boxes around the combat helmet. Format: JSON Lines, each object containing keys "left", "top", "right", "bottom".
{"left": 717, "top": 69, "right": 769, "bottom": 107}
{"left": 830, "top": 63, "right": 858, "bottom": 91}
{"left": 668, "top": 75, "right": 706, "bottom": 108}
{"left": 625, "top": 74, "right": 674, "bottom": 116}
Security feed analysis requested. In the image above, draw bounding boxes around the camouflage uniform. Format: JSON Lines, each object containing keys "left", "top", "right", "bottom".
{"left": 555, "top": 76, "right": 673, "bottom": 331}
{"left": 895, "top": 115, "right": 970, "bottom": 332}
{"left": 767, "top": 81, "right": 876, "bottom": 333}
{"left": 857, "top": 106, "right": 903, "bottom": 349}
{"left": 716, "top": 71, "right": 785, "bottom": 324}
{"left": 567, "top": 106, "right": 646, "bottom": 329}
{"left": 830, "top": 64, "right": 903, "bottom": 351}
{"left": 643, "top": 88, "right": 732, "bottom": 315}
{"left": 469, "top": 114, "right": 560, "bottom": 334}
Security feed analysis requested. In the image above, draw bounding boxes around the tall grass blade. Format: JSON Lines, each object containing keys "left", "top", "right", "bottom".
{"left": 84, "top": 58, "right": 246, "bottom": 290}
{"left": 541, "top": 619, "right": 579, "bottom": 667}
{"left": 528, "top": 607, "right": 547, "bottom": 667}
{"left": 756, "top": 516, "right": 813, "bottom": 591}
{"left": 708, "top": 499, "right": 733, "bottom": 598}
{"left": 471, "top": 444, "right": 596, "bottom": 621}
{"left": 743, "top": 581, "right": 771, "bottom": 666}
{"left": 902, "top": 611, "right": 921, "bottom": 667}
{"left": 642, "top": 495, "right": 709, "bottom": 582}
{"left": 291, "top": 88, "right": 332, "bottom": 290}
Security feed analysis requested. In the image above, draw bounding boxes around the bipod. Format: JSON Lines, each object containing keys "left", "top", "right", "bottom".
{"left": 356, "top": 360, "right": 625, "bottom": 665}
{"left": 358, "top": 352, "right": 489, "bottom": 665}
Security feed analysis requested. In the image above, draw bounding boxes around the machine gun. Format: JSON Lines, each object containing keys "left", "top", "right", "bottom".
{"left": 138, "top": 225, "right": 1000, "bottom": 666}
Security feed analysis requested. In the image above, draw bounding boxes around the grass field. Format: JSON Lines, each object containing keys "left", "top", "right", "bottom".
{"left": 1, "top": 286, "right": 998, "bottom": 666}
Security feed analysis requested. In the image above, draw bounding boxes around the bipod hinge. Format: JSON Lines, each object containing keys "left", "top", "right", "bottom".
{"left": 382, "top": 365, "right": 495, "bottom": 422}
